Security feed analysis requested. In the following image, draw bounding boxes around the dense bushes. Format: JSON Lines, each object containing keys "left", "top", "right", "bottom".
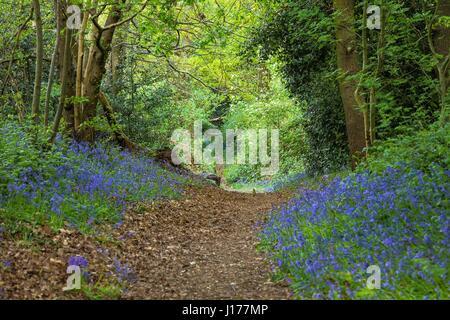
{"left": 259, "top": 125, "right": 450, "bottom": 299}
{"left": 363, "top": 123, "right": 450, "bottom": 174}
{"left": 248, "top": 1, "right": 349, "bottom": 175}
{"left": 0, "top": 120, "right": 184, "bottom": 234}
{"left": 249, "top": 0, "right": 445, "bottom": 175}
{"left": 107, "top": 78, "right": 218, "bottom": 152}
{"left": 223, "top": 71, "right": 305, "bottom": 183}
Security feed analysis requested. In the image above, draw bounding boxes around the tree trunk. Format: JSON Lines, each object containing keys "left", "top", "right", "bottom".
{"left": 31, "top": 0, "right": 43, "bottom": 124}
{"left": 74, "top": 9, "right": 90, "bottom": 132}
{"left": 56, "top": 0, "right": 76, "bottom": 137}
{"left": 81, "top": 4, "right": 125, "bottom": 141}
{"left": 44, "top": 0, "right": 61, "bottom": 127}
{"left": 50, "top": 27, "right": 73, "bottom": 143}
{"left": 333, "top": 0, "right": 367, "bottom": 168}
{"left": 435, "top": 0, "right": 450, "bottom": 124}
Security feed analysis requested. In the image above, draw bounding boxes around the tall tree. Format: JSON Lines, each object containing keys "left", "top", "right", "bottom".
{"left": 429, "top": 0, "right": 450, "bottom": 124}
{"left": 80, "top": 3, "right": 125, "bottom": 141}
{"left": 50, "top": 26, "right": 73, "bottom": 143}
{"left": 56, "top": 0, "right": 76, "bottom": 137}
{"left": 44, "top": 0, "right": 62, "bottom": 127}
{"left": 333, "top": 0, "right": 366, "bottom": 167}
{"left": 31, "top": 0, "right": 43, "bottom": 124}
{"left": 80, "top": 0, "right": 147, "bottom": 141}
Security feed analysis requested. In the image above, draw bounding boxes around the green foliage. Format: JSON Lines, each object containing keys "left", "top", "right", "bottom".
{"left": 354, "top": 0, "right": 441, "bottom": 139}
{"left": 108, "top": 79, "right": 180, "bottom": 151}
{"left": 248, "top": 1, "right": 349, "bottom": 175}
{"left": 249, "top": 0, "right": 446, "bottom": 175}
{"left": 362, "top": 122, "right": 450, "bottom": 173}
{"left": 223, "top": 70, "right": 304, "bottom": 182}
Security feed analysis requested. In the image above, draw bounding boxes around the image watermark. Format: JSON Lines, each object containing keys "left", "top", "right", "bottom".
{"left": 62, "top": 265, "right": 81, "bottom": 291}
{"left": 171, "top": 121, "right": 279, "bottom": 176}
{"left": 366, "top": 265, "right": 381, "bottom": 289}
{"left": 367, "top": 5, "right": 381, "bottom": 30}
{"left": 67, "top": 5, "right": 82, "bottom": 30}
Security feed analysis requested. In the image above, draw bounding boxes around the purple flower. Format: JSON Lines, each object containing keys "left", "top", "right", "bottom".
{"left": 259, "top": 165, "right": 450, "bottom": 299}
{"left": 68, "top": 256, "right": 88, "bottom": 268}
{"left": 113, "top": 258, "right": 137, "bottom": 284}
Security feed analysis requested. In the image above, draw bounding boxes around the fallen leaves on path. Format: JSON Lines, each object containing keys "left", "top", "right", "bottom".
{"left": 0, "top": 186, "right": 291, "bottom": 299}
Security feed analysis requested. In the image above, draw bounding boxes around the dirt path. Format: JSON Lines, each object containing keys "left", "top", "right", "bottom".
{"left": 0, "top": 185, "right": 291, "bottom": 299}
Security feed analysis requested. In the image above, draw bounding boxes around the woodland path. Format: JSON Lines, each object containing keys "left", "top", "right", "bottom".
{"left": 1, "top": 185, "right": 291, "bottom": 299}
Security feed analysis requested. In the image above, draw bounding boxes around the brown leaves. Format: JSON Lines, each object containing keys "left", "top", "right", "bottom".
{"left": 0, "top": 186, "right": 291, "bottom": 300}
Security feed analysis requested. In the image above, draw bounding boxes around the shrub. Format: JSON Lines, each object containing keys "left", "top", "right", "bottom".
{"left": 248, "top": 1, "right": 350, "bottom": 175}
{"left": 223, "top": 72, "right": 305, "bottom": 182}
{"left": 363, "top": 123, "right": 450, "bottom": 174}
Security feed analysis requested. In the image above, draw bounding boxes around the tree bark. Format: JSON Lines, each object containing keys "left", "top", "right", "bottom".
{"left": 435, "top": 0, "right": 450, "bottom": 124}
{"left": 81, "top": 3, "right": 125, "bottom": 141}
{"left": 44, "top": 0, "right": 61, "bottom": 127}
{"left": 333, "top": 0, "right": 367, "bottom": 168}
{"left": 50, "top": 27, "right": 73, "bottom": 143}
{"left": 56, "top": 0, "right": 76, "bottom": 137}
{"left": 75, "top": 9, "right": 91, "bottom": 132}
{"left": 31, "top": 0, "right": 43, "bottom": 124}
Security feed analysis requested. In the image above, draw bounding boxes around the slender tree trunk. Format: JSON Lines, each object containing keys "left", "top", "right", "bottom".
{"left": 111, "top": 20, "right": 130, "bottom": 95}
{"left": 50, "top": 27, "right": 72, "bottom": 143}
{"left": 333, "top": 0, "right": 367, "bottom": 168}
{"left": 31, "top": 0, "right": 43, "bottom": 124}
{"left": 56, "top": 0, "right": 76, "bottom": 137}
{"left": 44, "top": 0, "right": 61, "bottom": 127}
{"left": 74, "top": 9, "right": 90, "bottom": 132}
{"left": 435, "top": 0, "right": 450, "bottom": 124}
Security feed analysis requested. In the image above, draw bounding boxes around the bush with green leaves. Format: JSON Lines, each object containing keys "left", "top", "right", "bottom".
{"left": 248, "top": 1, "right": 349, "bottom": 175}
{"left": 223, "top": 72, "right": 305, "bottom": 183}
{"left": 362, "top": 123, "right": 450, "bottom": 173}
{"left": 249, "top": 0, "right": 445, "bottom": 174}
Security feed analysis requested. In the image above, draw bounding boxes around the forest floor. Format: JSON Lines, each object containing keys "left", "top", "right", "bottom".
{"left": 0, "top": 185, "right": 292, "bottom": 299}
